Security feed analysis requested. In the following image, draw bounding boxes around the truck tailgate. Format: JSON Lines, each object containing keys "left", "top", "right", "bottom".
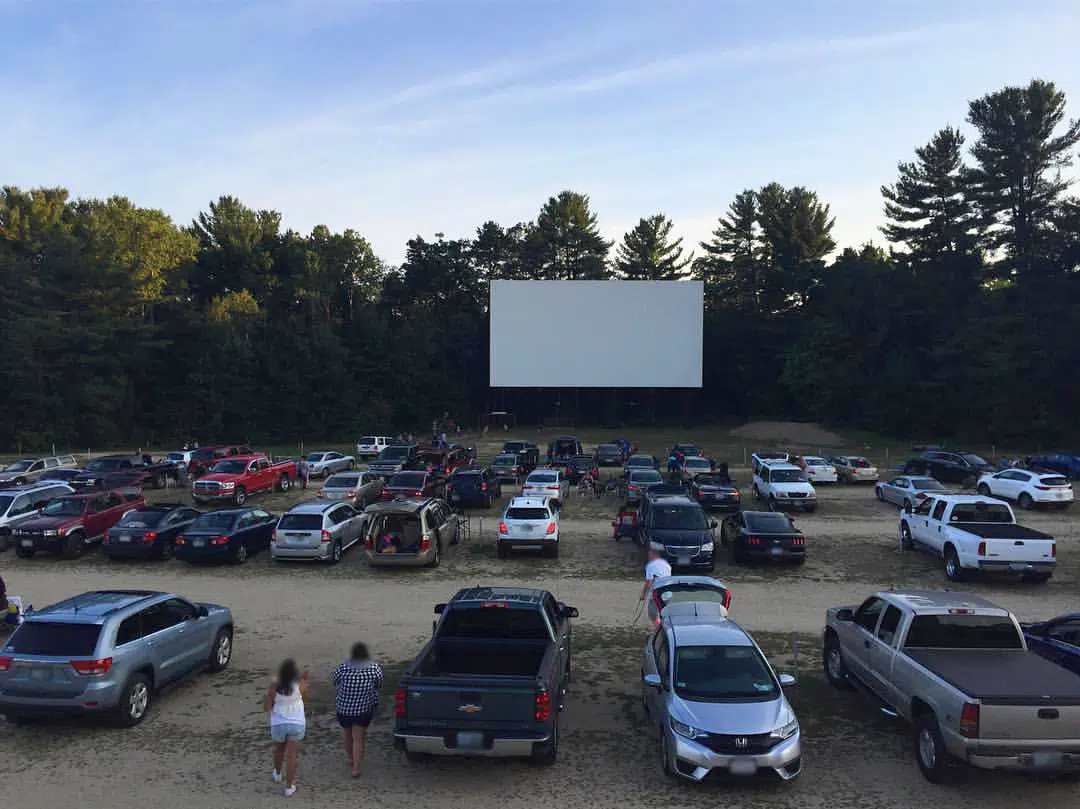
{"left": 401, "top": 677, "right": 541, "bottom": 731}
{"left": 980, "top": 703, "right": 1080, "bottom": 745}
{"left": 980, "top": 536, "right": 1055, "bottom": 564}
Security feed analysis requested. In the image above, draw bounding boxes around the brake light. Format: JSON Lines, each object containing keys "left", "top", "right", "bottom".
{"left": 143, "top": 531, "right": 157, "bottom": 544}
{"left": 746, "top": 536, "right": 761, "bottom": 545}
{"left": 480, "top": 482, "right": 487, "bottom": 491}
{"left": 722, "top": 590, "right": 732, "bottom": 609}
{"left": 321, "top": 530, "right": 331, "bottom": 544}
{"left": 420, "top": 535, "right": 431, "bottom": 552}
{"left": 546, "top": 521, "right": 556, "bottom": 535}
{"left": 175, "top": 536, "right": 186, "bottom": 545}
{"left": 977, "top": 541, "right": 986, "bottom": 556}
{"left": 535, "top": 689, "right": 551, "bottom": 721}
{"left": 1052, "top": 543, "right": 1057, "bottom": 557}
{"left": 959, "top": 703, "right": 979, "bottom": 738}
{"left": 481, "top": 602, "right": 509, "bottom": 608}
{"left": 1036, "top": 485, "right": 1050, "bottom": 491}
{"left": 0, "top": 656, "right": 12, "bottom": 672}
{"left": 790, "top": 537, "right": 805, "bottom": 546}
{"left": 395, "top": 687, "right": 407, "bottom": 717}
{"left": 629, "top": 485, "right": 639, "bottom": 491}
{"left": 71, "top": 657, "right": 113, "bottom": 676}
{"left": 499, "top": 522, "right": 508, "bottom": 534}
{"left": 948, "top": 608, "right": 974, "bottom": 614}
{"left": 210, "top": 535, "right": 230, "bottom": 546}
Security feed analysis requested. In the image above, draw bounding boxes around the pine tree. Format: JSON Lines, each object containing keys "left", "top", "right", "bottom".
{"left": 613, "top": 214, "right": 691, "bottom": 279}
{"left": 528, "top": 191, "right": 612, "bottom": 279}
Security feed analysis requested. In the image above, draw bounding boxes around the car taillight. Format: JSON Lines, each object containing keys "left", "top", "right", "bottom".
{"left": 0, "top": 656, "right": 13, "bottom": 672}
{"left": 790, "top": 537, "right": 805, "bottom": 546}
{"left": 499, "top": 522, "right": 508, "bottom": 534}
{"left": 916, "top": 492, "right": 928, "bottom": 500}
{"left": 175, "top": 536, "right": 185, "bottom": 545}
{"left": 535, "top": 689, "right": 551, "bottom": 721}
{"left": 143, "top": 531, "right": 157, "bottom": 544}
{"left": 321, "top": 530, "right": 331, "bottom": 543}
{"left": 746, "top": 536, "right": 761, "bottom": 545}
{"left": 210, "top": 535, "right": 229, "bottom": 546}
{"left": 413, "top": 490, "right": 423, "bottom": 497}
{"left": 420, "top": 535, "right": 431, "bottom": 551}
{"left": 629, "top": 485, "right": 639, "bottom": 491}
{"left": 480, "top": 482, "right": 487, "bottom": 491}
{"left": 959, "top": 703, "right": 979, "bottom": 738}
{"left": 722, "top": 591, "right": 732, "bottom": 609}
{"left": 546, "top": 522, "right": 556, "bottom": 535}
{"left": 977, "top": 541, "right": 986, "bottom": 555}
{"left": 395, "top": 687, "right": 407, "bottom": 717}
{"left": 1052, "top": 543, "right": 1057, "bottom": 557}
{"left": 71, "top": 657, "right": 113, "bottom": 676}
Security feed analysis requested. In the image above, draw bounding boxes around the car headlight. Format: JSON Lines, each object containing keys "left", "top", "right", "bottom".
{"left": 770, "top": 718, "right": 799, "bottom": 740}
{"left": 42, "top": 529, "right": 60, "bottom": 537}
{"left": 701, "top": 541, "right": 714, "bottom": 552}
{"left": 670, "top": 718, "right": 708, "bottom": 740}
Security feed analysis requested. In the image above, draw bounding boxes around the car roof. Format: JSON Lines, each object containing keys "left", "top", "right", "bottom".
{"left": 507, "top": 496, "right": 551, "bottom": 509}
{"left": 1, "top": 481, "right": 74, "bottom": 493}
{"left": 29, "top": 590, "right": 165, "bottom": 624}
{"left": 365, "top": 497, "right": 439, "bottom": 514}
{"left": 684, "top": 456, "right": 709, "bottom": 463}
{"left": 763, "top": 462, "right": 802, "bottom": 472}
{"left": 196, "top": 507, "right": 251, "bottom": 517}
{"left": 878, "top": 589, "right": 1005, "bottom": 613}
{"left": 286, "top": 500, "right": 348, "bottom": 514}
{"left": 452, "top": 587, "right": 547, "bottom": 604}
{"left": 666, "top": 610, "right": 751, "bottom": 646}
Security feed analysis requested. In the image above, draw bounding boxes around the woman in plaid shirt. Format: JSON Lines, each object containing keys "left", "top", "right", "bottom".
{"left": 332, "top": 643, "right": 384, "bottom": 777}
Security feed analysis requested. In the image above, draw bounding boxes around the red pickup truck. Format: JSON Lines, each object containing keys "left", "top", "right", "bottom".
{"left": 11, "top": 488, "right": 145, "bottom": 559}
{"left": 192, "top": 454, "right": 296, "bottom": 505}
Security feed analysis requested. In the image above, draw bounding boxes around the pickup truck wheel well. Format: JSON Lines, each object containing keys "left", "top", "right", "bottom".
{"left": 910, "top": 697, "right": 933, "bottom": 720}
{"left": 136, "top": 664, "right": 156, "bottom": 691}
{"left": 942, "top": 542, "right": 957, "bottom": 560}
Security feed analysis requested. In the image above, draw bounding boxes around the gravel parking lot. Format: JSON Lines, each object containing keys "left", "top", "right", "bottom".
{"left": 2, "top": 426, "right": 1078, "bottom": 808}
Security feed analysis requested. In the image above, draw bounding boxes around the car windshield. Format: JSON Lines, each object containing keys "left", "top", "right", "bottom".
{"left": 389, "top": 472, "right": 425, "bottom": 488}
{"left": 5, "top": 622, "right": 102, "bottom": 656}
{"left": 85, "top": 459, "right": 122, "bottom": 472}
{"left": 506, "top": 507, "right": 549, "bottom": 520}
{"left": 962, "top": 453, "right": 988, "bottom": 466}
{"left": 116, "top": 510, "right": 166, "bottom": 527}
{"left": 770, "top": 469, "right": 807, "bottom": 483}
{"left": 745, "top": 513, "right": 796, "bottom": 533}
{"left": 913, "top": 479, "right": 945, "bottom": 491}
{"left": 326, "top": 475, "right": 359, "bottom": 488}
{"left": 904, "top": 615, "right": 1023, "bottom": 649}
{"left": 0, "top": 495, "right": 13, "bottom": 513}
{"left": 307, "top": 453, "right": 327, "bottom": 462}
{"left": 528, "top": 473, "right": 557, "bottom": 484}
{"left": 379, "top": 447, "right": 411, "bottom": 460}
{"left": 277, "top": 513, "right": 323, "bottom": 531}
{"left": 651, "top": 506, "right": 708, "bottom": 530}
{"left": 357, "top": 437, "right": 376, "bottom": 445}
{"left": 190, "top": 512, "right": 237, "bottom": 532}
{"left": 41, "top": 498, "right": 85, "bottom": 517}
{"left": 211, "top": 460, "right": 246, "bottom": 474}
{"left": 674, "top": 645, "right": 778, "bottom": 700}
{"left": 4, "top": 460, "right": 33, "bottom": 472}
{"left": 631, "top": 471, "right": 663, "bottom": 483}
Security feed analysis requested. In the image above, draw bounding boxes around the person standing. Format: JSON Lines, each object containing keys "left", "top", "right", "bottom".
{"left": 263, "top": 659, "right": 308, "bottom": 798}
{"left": 640, "top": 543, "right": 672, "bottom": 604}
{"left": 332, "top": 643, "right": 384, "bottom": 777}
{"left": 298, "top": 457, "right": 310, "bottom": 489}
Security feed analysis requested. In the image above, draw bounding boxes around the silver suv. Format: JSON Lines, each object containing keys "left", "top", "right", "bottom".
{"left": 641, "top": 601, "right": 802, "bottom": 782}
{"left": 0, "top": 455, "right": 79, "bottom": 486}
{"left": 0, "top": 590, "right": 233, "bottom": 726}
{"left": 271, "top": 500, "right": 366, "bottom": 563}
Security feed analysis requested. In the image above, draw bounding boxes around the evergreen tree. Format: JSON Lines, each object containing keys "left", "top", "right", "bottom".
{"left": 528, "top": 191, "right": 612, "bottom": 280}
{"left": 614, "top": 214, "right": 691, "bottom": 280}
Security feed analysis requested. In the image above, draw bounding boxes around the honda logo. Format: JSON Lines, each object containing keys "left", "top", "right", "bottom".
{"left": 734, "top": 737, "right": 748, "bottom": 748}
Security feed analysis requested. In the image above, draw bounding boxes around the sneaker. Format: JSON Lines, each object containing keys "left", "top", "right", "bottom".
{"left": 272, "top": 770, "right": 282, "bottom": 783}
{"left": 284, "top": 785, "right": 297, "bottom": 798}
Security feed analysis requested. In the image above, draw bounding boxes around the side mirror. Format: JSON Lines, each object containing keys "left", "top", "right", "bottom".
{"left": 561, "top": 605, "right": 579, "bottom": 619}
{"left": 902, "top": 502, "right": 912, "bottom": 514}
{"left": 779, "top": 673, "right": 797, "bottom": 686}
{"left": 642, "top": 673, "right": 662, "bottom": 689}
{"left": 836, "top": 608, "right": 854, "bottom": 622}
{"left": 434, "top": 603, "right": 446, "bottom": 615}
{"left": 197, "top": 604, "right": 209, "bottom": 618}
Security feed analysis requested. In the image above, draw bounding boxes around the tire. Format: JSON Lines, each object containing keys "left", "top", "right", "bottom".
{"left": 278, "top": 475, "right": 291, "bottom": 493}
{"left": 962, "top": 474, "right": 976, "bottom": 489}
{"left": 159, "top": 540, "right": 173, "bottom": 561}
{"left": 207, "top": 628, "right": 233, "bottom": 672}
{"left": 531, "top": 719, "right": 558, "bottom": 766}
{"left": 232, "top": 543, "right": 249, "bottom": 564}
{"left": 977, "top": 483, "right": 991, "bottom": 496}
{"left": 0, "top": 533, "right": 9, "bottom": 553}
{"left": 545, "top": 543, "right": 560, "bottom": 559}
{"left": 328, "top": 540, "right": 343, "bottom": 565}
{"left": 1018, "top": 492, "right": 1034, "bottom": 510}
{"left": 348, "top": 461, "right": 355, "bottom": 471}
{"left": 944, "top": 546, "right": 965, "bottom": 582}
{"left": 1024, "top": 572, "right": 1052, "bottom": 584}
{"left": 767, "top": 496, "right": 777, "bottom": 512}
{"left": 429, "top": 542, "right": 441, "bottom": 568}
{"left": 62, "top": 531, "right": 85, "bottom": 560}
{"left": 752, "top": 485, "right": 760, "bottom": 500}
{"left": 900, "top": 524, "right": 915, "bottom": 551}
{"left": 660, "top": 731, "right": 676, "bottom": 778}
{"left": 824, "top": 635, "right": 854, "bottom": 690}
{"left": 13, "top": 477, "right": 26, "bottom": 487}
{"left": 233, "top": 487, "right": 247, "bottom": 506}
{"left": 914, "top": 713, "right": 950, "bottom": 783}
{"left": 496, "top": 543, "right": 507, "bottom": 559}
{"left": 115, "top": 673, "right": 152, "bottom": 727}
{"left": 1055, "top": 502, "right": 1071, "bottom": 511}
{"left": 405, "top": 750, "right": 429, "bottom": 764}
{"left": 875, "top": 486, "right": 884, "bottom": 502}
{"left": 15, "top": 547, "right": 33, "bottom": 559}
{"left": 903, "top": 498, "right": 913, "bottom": 511}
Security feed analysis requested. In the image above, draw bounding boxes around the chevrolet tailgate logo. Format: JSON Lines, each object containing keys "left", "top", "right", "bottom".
{"left": 458, "top": 704, "right": 482, "bottom": 713}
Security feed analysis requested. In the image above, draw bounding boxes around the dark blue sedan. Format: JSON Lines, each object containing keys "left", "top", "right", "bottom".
{"left": 1028, "top": 454, "right": 1080, "bottom": 479}
{"left": 1022, "top": 613, "right": 1080, "bottom": 676}
{"left": 173, "top": 508, "right": 277, "bottom": 564}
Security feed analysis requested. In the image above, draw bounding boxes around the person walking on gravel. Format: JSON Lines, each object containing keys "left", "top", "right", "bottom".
{"left": 332, "top": 643, "right": 384, "bottom": 777}
{"left": 263, "top": 659, "right": 308, "bottom": 797}
{"left": 640, "top": 543, "right": 672, "bottom": 604}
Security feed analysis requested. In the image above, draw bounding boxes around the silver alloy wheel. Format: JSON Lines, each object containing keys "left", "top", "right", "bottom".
{"left": 945, "top": 552, "right": 958, "bottom": 578}
{"left": 827, "top": 646, "right": 843, "bottom": 680}
{"left": 333, "top": 541, "right": 342, "bottom": 562}
{"left": 918, "top": 728, "right": 937, "bottom": 770}
{"left": 129, "top": 682, "right": 150, "bottom": 721}
{"left": 216, "top": 633, "right": 231, "bottom": 667}
{"left": 236, "top": 544, "right": 248, "bottom": 563}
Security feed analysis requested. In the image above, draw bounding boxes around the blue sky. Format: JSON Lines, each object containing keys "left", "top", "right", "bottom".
{"left": 4, "top": 0, "right": 1080, "bottom": 263}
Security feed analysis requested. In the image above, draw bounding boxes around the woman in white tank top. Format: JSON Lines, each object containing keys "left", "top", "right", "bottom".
{"left": 262, "top": 659, "right": 309, "bottom": 797}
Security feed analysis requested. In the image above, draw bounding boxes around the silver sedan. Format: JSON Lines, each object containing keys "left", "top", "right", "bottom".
{"left": 875, "top": 475, "right": 947, "bottom": 509}
{"left": 305, "top": 451, "right": 355, "bottom": 478}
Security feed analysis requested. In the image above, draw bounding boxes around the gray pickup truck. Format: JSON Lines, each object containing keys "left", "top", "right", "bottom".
{"left": 824, "top": 590, "right": 1080, "bottom": 783}
{"left": 393, "top": 586, "right": 577, "bottom": 765}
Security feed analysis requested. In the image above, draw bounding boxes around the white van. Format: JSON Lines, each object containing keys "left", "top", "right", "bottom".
{"left": 356, "top": 435, "right": 393, "bottom": 460}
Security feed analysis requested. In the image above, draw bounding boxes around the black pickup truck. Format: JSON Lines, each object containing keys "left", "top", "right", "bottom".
{"left": 393, "top": 586, "right": 578, "bottom": 765}
{"left": 70, "top": 454, "right": 181, "bottom": 490}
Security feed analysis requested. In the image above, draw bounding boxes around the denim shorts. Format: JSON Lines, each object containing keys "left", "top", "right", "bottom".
{"left": 271, "top": 722, "right": 306, "bottom": 742}
{"left": 337, "top": 710, "right": 374, "bottom": 729}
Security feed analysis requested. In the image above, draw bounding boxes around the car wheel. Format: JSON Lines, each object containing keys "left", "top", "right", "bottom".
{"left": 977, "top": 483, "right": 991, "bottom": 496}
{"left": 875, "top": 486, "right": 884, "bottom": 501}
{"left": 914, "top": 713, "right": 951, "bottom": 783}
{"left": 962, "top": 474, "right": 976, "bottom": 489}
{"left": 278, "top": 476, "right": 291, "bottom": 493}
{"left": 61, "top": 531, "right": 85, "bottom": 560}
{"left": 767, "top": 496, "right": 777, "bottom": 512}
{"left": 903, "top": 498, "right": 913, "bottom": 511}
{"left": 429, "top": 542, "right": 441, "bottom": 568}
{"left": 1023, "top": 572, "right": 1052, "bottom": 584}
{"left": 153, "top": 474, "right": 166, "bottom": 489}
{"left": 208, "top": 628, "right": 233, "bottom": 672}
{"left": 660, "top": 731, "right": 676, "bottom": 778}
{"left": 233, "top": 487, "right": 247, "bottom": 506}
{"left": 824, "top": 636, "right": 854, "bottom": 690}
{"left": 899, "top": 524, "right": 915, "bottom": 551}
{"left": 1018, "top": 492, "right": 1034, "bottom": 510}
{"left": 405, "top": 750, "right": 430, "bottom": 764}
{"left": 348, "top": 461, "right": 355, "bottom": 471}
{"left": 1057, "top": 502, "right": 1072, "bottom": 511}
{"left": 531, "top": 718, "right": 558, "bottom": 766}
{"left": 329, "top": 540, "right": 343, "bottom": 565}
{"left": 752, "top": 485, "right": 760, "bottom": 500}
{"left": 15, "top": 547, "right": 33, "bottom": 559}
{"left": 115, "top": 673, "right": 152, "bottom": 727}
{"left": 233, "top": 543, "right": 249, "bottom": 564}
{"left": 545, "top": 543, "right": 560, "bottom": 559}
{"left": 496, "top": 543, "right": 507, "bottom": 559}
{"left": 0, "top": 533, "right": 10, "bottom": 553}
{"left": 159, "top": 540, "right": 173, "bottom": 561}
{"left": 944, "top": 546, "right": 964, "bottom": 582}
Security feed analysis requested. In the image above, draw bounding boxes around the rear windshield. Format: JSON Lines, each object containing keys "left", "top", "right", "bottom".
{"left": 326, "top": 475, "right": 359, "bottom": 487}
{"left": 116, "top": 510, "right": 166, "bottom": 528}
{"left": 659, "top": 584, "right": 729, "bottom": 607}
{"left": 277, "top": 514, "right": 323, "bottom": 531}
{"left": 651, "top": 506, "right": 708, "bottom": 530}
{"left": 189, "top": 512, "right": 237, "bottom": 532}
{"left": 528, "top": 472, "right": 557, "bottom": 484}
{"left": 685, "top": 459, "right": 711, "bottom": 469}
{"left": 379, "top": 447, "right": 411, "bottom": 460}
{"left": 631, "top": 471, "right": 662, "bottom": 483}
{"left": 693, "top": 474, "right": 726, "bottom": 486}
{"left": 307, "top": 453, "right": 327, "bottom": 462}
{"left": 848, "top": 457, "right": 872, "bottom": 467}
{"left": 493, "top": 455, "right": 517, "bottom": 466}
{"left": 627, "top": 456, "right": 653, "bottom": 466}
{"left": 552, "top": 440, "right": 578, "bottom": 451}
{"left": 962, "top": 453, "right": 988, "bottom": 466}
{"left": 950, "top": 502, "right": 1013, "bottom": 522}
{"left": 439, "top": 606, "right": 550, "bottom": 640}
{"left": 1040, "top": 476, "right": 1069, "bottom": 486}
{"left": 389, "top": 472, "right": 425, "bottom": 488}
{"left": 506, "top": 507, "right": 548, "bottom": 520}
{"left": 598, "top": 444, "right": 619, "bottom": 452}
{"left": 904, "top": 614, "right": 1023, "bottom": 649}
{"left": 5, "top": 622, "right": 102, "bottom": 656}
{"left": 745, "top": 513, "right": 796, "bottom": 532}
{"left": 357, "top": 437, "right": 376, "bottom": 445}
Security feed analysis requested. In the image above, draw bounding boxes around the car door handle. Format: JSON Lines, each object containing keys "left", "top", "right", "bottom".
{"left": 145, "top": 640, "right": 156, "bottom": 647}
{"left": 863, "top": 640, "right": 871, "bottom": 649}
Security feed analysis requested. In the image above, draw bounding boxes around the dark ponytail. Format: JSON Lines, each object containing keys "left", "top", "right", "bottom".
{"left": 276, "top": 659, "right": 300, "bottom": 695}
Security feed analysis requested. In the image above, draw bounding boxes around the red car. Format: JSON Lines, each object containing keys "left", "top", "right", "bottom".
{"left": 380, "top": 470, "right": 445, "bottom": 501}
{"left": 187, "top": 444, "right": 253, "bottom": 477}
{"left": 11, "top": 489, "right": 145, "bottom": 559}
{"left": 417, "top": 446, "right": 472, "bottom": 476}
{"left": 192, "top": 454, "right": 296, "bottom": 505}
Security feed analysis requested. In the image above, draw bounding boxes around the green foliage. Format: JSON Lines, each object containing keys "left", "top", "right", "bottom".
{"left": 614, "top": 214, "right": 691, "bottom": 280}
{"left": 528, "top": 191, "right": 612, "bottom": 280}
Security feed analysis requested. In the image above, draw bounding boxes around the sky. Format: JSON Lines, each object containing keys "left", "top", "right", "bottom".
{"left": 3, "top": 0, "right": 1080, "bottom": 264}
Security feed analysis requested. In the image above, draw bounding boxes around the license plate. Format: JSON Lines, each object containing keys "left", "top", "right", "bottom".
{"left": 193, "top": 538, "right": 206, "bottom": 547}
{"left": 20, "top": 539, "right": 32, "bottom": 548}
{"left": 287, "top": 533, "right": 306, "bottom": 538}
{"left": 677, "top": 556, "right": 691, "bottom": 566}
{"left": 771, "top": 547, "right": 783, "bottom": 556}
{"left": 30, "top": 668, "right": 50, "bottom": 681}
{"left": 730, "top": 758, "right": 757, "bottom": 776}
{"left": 520, "top": 525, "right": 532, "bottom": 533}
{"left": 1031, "top": 751, "right": 1063, "bottom": 768}
{"left": 119, "top": 534, "right": 131, "bottom": 543}
{"left": 456, "top": 731, "right": 484, "bottom": 749}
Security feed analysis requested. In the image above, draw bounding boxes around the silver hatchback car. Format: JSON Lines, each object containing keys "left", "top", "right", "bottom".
{"left": 641, "top": 601, "right": 802, "bottom": 782}
{"left": 270, "top": 500, "right": 366, "bottom": 563}
{"left": 0, "top": 590, "right": 233, "bottom": 726}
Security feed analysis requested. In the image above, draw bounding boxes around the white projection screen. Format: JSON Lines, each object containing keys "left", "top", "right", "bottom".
{"left": 489, "top": 280, "right": 704, "bottom": 388}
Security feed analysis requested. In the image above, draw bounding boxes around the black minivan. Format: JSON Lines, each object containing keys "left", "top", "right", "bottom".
{"left": 637, "top": 493, "right": 718, "bottom": 571}
{"left": 447, "top": 467, "right": 502, "bottom": 508}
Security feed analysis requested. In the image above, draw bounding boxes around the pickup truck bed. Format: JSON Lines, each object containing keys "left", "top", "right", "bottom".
{"left": 908, "top": 649, "right": 1080, "bottom": 703}
{"left": 952, "top": 522, "right": 1051, "bottom": 540}
{"left": 416, "top": 639, "right": 547, "bottom": 678}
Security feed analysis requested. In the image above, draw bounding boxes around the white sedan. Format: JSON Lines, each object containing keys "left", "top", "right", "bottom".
{"left": 522, "top": 469, "right": 568, "bottom": 507}
{"left": 305, "top": 451, "right": 356, "bottom": 478}
{"left": 976, "top": 469, "right": 1073, "bottom": 510}
{"left": 801, "top": 456, "right": 838, "bottom": 484}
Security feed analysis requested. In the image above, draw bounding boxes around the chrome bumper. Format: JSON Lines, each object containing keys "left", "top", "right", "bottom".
{"left": 669, "top": 731, "right": 802, "bottom": 781}
{"left": 967, "top": 749, "right": 1080, "bottom": 772}
{"left": 395, "top": 732, "right": 548, "bottom": 757}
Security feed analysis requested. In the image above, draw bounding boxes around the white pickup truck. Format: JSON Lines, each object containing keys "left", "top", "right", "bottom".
{"left": 898, "top": 494, "right": 1055, "bottom": 583}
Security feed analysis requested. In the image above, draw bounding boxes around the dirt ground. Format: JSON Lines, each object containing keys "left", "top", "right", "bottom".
{"left": 1, "top": 424, "right": 1078, "bottom": 808}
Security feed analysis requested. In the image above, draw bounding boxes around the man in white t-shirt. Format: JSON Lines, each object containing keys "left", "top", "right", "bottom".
{"left": 640, "top": 542, "right": 672, "bottom": 603}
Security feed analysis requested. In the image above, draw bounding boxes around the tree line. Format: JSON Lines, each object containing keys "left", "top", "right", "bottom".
{"left": 1, "top": 78, "right": 1078, "bottom": 451}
